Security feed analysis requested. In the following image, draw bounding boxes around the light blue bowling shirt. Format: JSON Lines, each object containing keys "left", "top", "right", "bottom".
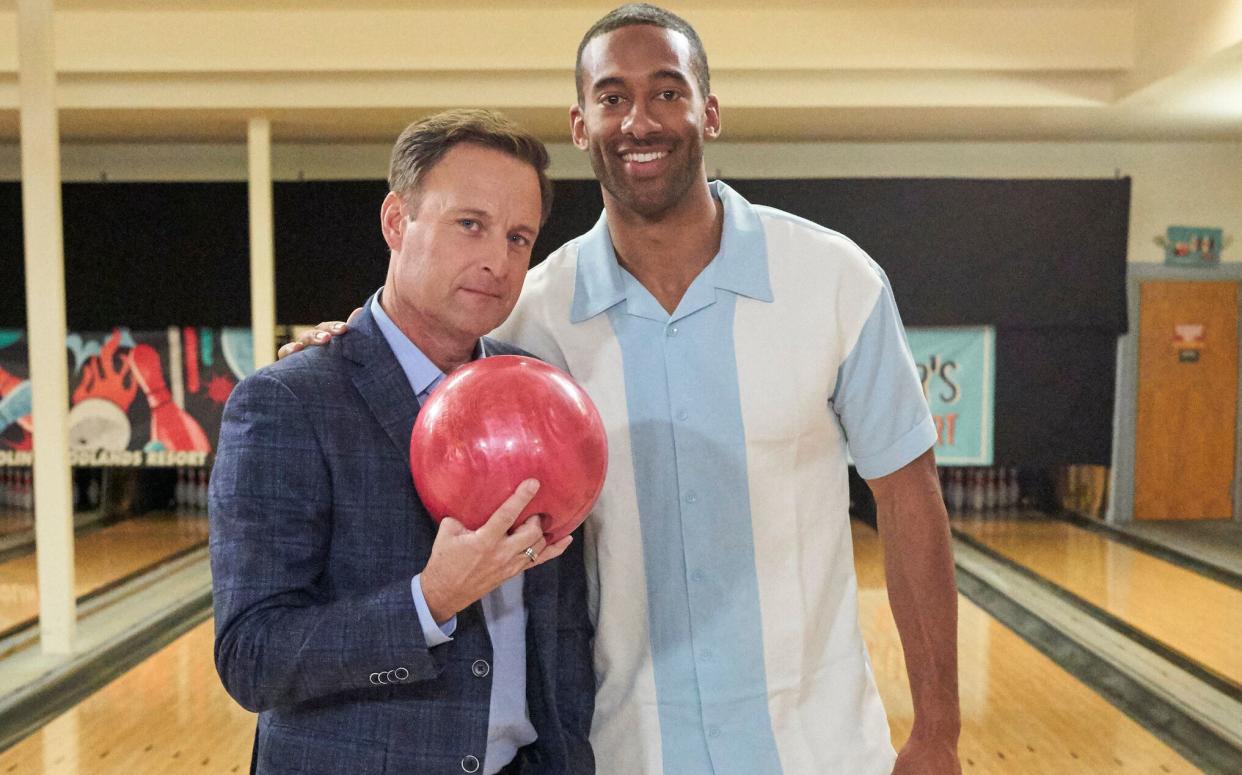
{"left": 370, "top": 292, "right": 536, "bottom": 775}
{"left": 493, "top": 181, "right": 936, "bottom": 774}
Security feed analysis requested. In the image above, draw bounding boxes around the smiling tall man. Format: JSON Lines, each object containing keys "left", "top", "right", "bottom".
{"left": 493, "top": 6, "right": 962, "bottom": 775}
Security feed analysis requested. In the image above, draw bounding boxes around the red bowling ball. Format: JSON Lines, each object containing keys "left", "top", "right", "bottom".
{"left": 409, "top": 355, "right": 607, "bottom": 543}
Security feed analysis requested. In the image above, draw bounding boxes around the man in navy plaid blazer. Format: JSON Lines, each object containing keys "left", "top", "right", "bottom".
{"left": 209, "top": 110, "right": 595, "bottom": 775}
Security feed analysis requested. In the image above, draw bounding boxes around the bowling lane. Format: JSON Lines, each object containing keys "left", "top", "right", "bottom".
{"left": 852, "top": 521, "right": 1197, "bottom": 774}
{"left": 0, "top": 513, "right": 207, "bottom": 634}
{"left": 0, "top": 619, "right": 255, "bottom": 774}
{"left": 0, "top": 522, "right": 1196, "bottom": 775}
{"left": 0, "top": 510, "right": 33, "bottom": 540}
{"left": 953, "top": 515, "right": 1242, "bottom": 686}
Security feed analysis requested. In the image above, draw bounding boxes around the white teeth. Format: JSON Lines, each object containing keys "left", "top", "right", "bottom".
{"left": 623, "top": 151, "right": 667, "bottom": 163}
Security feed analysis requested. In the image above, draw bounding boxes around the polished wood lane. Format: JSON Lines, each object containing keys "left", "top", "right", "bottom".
{"left": 0, "top": 521, "right": 1197, "bottom": 774}
{"left": 854, "top": 522, "right": 1198, "bottom": 773}
{"left": 954, "top": 515, "right": 1242, "bottom": 686}
{"left": 0, "top": 619, "right": 254, "bottom": 774}
{"left": 0, "top": 514, "right": 207, "bottom": 633}
{"left": 0, "top": 511, "right": 33, "bottom": 540}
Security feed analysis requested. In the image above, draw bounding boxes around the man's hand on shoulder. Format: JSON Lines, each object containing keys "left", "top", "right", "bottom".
{"left": 276, "top": 307, "right": 363, "bottom": 360}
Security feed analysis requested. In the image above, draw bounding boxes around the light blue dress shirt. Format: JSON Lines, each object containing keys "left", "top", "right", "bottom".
{"left": 371, "top": 292, "right": 537, "bottom": 775}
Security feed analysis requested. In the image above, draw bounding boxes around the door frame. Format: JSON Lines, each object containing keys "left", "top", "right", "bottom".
{"left": 1109, "top": 264, "right": 1242, "bottom": 523}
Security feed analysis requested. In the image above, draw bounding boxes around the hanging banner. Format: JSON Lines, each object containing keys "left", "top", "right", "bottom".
{"left": 0, "top": 327, "right": 254, "bottom": 467}
{"left": 906, "top": 326, "right": 994, "bottom": 466}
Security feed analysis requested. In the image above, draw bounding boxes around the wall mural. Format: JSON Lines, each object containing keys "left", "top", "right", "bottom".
{"left": 0, "top": 327, "right": 255, "bottom": 467}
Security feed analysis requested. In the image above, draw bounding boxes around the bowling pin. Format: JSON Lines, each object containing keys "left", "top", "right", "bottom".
{"left": 22, "top": 469, "right": 33, "bottom": 511}
{"left": 970, "top": 468, "right": 985, "bottom": 512}
{"left": 948, "top": 469, "right": 965, "bottom": 513}
{"left": 196, "top": 468, "right": 209, "bottom": 510}
{"left": 87, "top": 475, "right": 100, "bottom": 511}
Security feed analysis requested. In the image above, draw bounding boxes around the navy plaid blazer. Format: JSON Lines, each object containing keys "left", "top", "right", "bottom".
{"left": 209, "top": 304, "right": 596, "bottom": 774}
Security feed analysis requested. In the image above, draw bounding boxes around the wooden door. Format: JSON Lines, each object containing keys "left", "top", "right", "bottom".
{"left": 1135, "top": 281, "right": 1238, "bottom": 520}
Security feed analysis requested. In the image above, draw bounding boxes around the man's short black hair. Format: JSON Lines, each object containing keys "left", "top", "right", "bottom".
{"left": 575, "top": 3, "right": 710, "bottom": 105}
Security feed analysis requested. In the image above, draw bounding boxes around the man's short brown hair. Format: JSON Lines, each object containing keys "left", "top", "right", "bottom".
{"left": 388, "top": 109, "right": 553, "bottom": 225}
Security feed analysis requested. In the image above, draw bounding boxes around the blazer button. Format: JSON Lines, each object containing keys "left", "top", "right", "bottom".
{"left": 460, "top": 754, "right": 481, "bottom": 773}
{"left": 471, "top": 659, "right": 490, "bottom": 678}
{"left": 368, "top": 672, "right": 380, "bottom": 685}
{"left": 393, "top": 667, "right": 410, "bottom": 682}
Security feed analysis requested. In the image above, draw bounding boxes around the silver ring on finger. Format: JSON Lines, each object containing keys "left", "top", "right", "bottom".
{"left": 523, "top": 546, "right": 538, "bottom": 563}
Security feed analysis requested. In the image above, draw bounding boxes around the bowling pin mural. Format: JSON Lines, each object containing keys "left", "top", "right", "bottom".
{"left": 129, "top": 344, "right": 211, "bottom": 453}
{"left": 0, "top": 326, "right": 251, "bottom": 462}
{"left": 0, "top": 367, "right": 33, "bottom": 437}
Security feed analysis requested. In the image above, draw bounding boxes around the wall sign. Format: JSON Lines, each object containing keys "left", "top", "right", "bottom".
{"left": 906, "top": 326, "right": 995, "bottom": 466}
{"left": 1161, "top": 226, "right": 1224, "bottom": 267}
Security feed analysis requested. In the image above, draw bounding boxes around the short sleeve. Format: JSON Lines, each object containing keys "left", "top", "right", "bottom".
{"left": 831, "top": 267, "right": 936, "bottom": 479}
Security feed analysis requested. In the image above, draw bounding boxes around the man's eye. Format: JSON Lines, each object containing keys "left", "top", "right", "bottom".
{"left": 509, "top": 234, "right": 530, "bottom": 248}
{"left": 602, "top": 95, "right": 622, "bottom": 106}
{"left": 659, "top": 90, "right": 678, "bottom": 100}
{"left": 459, "top": 219, "right": 479, "bottom": 230}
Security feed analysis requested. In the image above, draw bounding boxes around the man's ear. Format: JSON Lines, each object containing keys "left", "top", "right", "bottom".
{"left": 380, "top": 192, "right": 407, "bottom": 251}
{"left": 570, "top": 105, "right": 589, "bottom": 151}
{"left": 704, "top": 94, "right": 721, "bottom": 141}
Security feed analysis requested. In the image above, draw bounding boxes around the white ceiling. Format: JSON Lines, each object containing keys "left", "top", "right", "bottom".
{"left": 0, "top": 0, "right": 1238, "bottom": 143}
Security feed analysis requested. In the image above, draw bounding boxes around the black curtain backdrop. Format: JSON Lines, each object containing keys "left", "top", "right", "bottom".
{"left": 274, "top": 180, "right": 390, "bottom": 324}
{"left": 0, "top": 177, "right": 1130, "bottom": 465}
{"left": 0, "top": 183, "right": 26, "bottom": 327}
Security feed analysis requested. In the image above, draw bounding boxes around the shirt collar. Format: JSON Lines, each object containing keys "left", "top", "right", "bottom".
{"left": 370, "top": 290, "right": 455, "bottom": 398}
{"left": 569, "top": 180, "right": 773, "bottom": 324}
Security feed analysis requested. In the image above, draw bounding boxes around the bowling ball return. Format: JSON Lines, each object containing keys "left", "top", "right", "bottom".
{"left": 409, "top": 355, "right": 607, "bottom": 543}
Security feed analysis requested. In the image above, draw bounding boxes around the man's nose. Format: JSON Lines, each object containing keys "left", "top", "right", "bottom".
{"left": 478, "top": 237, "right": 513, "bottom": 277}
{"left": 621, "top": 100, "right": 661, "bottom": 139}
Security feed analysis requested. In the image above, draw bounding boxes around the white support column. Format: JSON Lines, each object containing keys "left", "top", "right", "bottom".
{"left": 18, "top": 0, "right": 75, "bottom": 655}
{"left": 248, "top": 118, "right": 276, "bottom": 370}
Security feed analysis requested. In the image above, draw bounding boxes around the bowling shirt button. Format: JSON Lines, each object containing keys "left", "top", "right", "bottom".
{"left": 691, "top": 570, "right": 705, "bottom": 583}
{"left": 708, "top": 726, "right": 722, "bottom": 739}
{"left": 684, "top": 491, "right": 698, "bottom": 504}
{"left": 676, "top": 409, "right": 689, "bottom": 421}
{"left": 667, "top": 326, "right": 679, "bottom": 337}
{"left": 472, "top": 659, "right": 490, "bottom": 678}
{"left": 700, "top": 649, "right": 714, "bottom": 660}
{"left": 461, "top": 755, "right": 481, "bottom": 773}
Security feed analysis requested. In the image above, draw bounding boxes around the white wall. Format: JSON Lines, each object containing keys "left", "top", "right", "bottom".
{"left": 2, "top": 140, "right": 1240, "bottom": 264}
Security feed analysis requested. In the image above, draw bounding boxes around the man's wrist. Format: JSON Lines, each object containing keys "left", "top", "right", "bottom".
{"left": 410, "top": 574, "right": 456, "bottom": 646}
{"left": 420, "top": 565, "right": 459, "bottom": 624}
{"left": 909, "top": 711, "right": 961, "bottom": 744}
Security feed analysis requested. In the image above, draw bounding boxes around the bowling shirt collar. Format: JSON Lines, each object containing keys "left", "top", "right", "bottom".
{"left": 369, "top": 290, "right": 485, "bottom": 400}
{"left": 569, "top": 180, "right": 773, "bottom": 324}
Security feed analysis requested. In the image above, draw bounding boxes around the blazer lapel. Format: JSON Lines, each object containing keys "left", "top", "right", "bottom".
{"left": 342, "top": 304, "right": 421, "bottom": 466}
